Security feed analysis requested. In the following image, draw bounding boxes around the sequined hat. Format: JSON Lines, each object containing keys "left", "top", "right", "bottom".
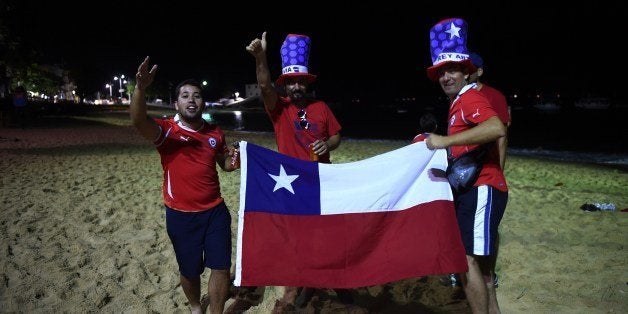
{"left": 426, "top": 18, "right": 476, "bottom": 81}
{"left": 276, "top": 34, "right": 317, "bottom": 86}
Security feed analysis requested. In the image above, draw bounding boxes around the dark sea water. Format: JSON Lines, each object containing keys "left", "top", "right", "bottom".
{"left": 205, "top": 104, "right": 628, "bottom": 169}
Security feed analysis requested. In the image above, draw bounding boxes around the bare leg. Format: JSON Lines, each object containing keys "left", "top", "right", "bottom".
{"left": 208, "top": 269, "right": 230, "bottom": 314}
{"left": 480, "top": 254, "right": 501, "bottom": 314}
{"left": 280, "top": 286, "right": 299, "bottom": 304}
{"left": 485, "top": 277, "right": 500, "bottom": 314}
{"left": 461, "top": 255, "right": 488, "bottom": 313}
{"left": 180, "top": 275, "right": 202, "bottom": 314}
{"left": 272, "top": 286, "right": 299, "bottom": 313}
{"left": 295, "top": 287, "right": 315, "bottom": 307}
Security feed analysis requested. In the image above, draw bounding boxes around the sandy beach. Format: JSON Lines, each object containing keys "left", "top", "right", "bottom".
{"left": 1, "top": 110, "right": 626, "bottom": 313}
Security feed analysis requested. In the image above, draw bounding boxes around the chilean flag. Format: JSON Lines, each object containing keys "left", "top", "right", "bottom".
{"left": 234, "top": 141, "right": 467, "bottom": 288}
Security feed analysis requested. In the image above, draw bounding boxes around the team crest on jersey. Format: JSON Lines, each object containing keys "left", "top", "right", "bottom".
{"left": 450, "top": 115, "right": 456, "bottom": 126}
{"left": 208, "top": 137, "right": 217, "bottom": 148}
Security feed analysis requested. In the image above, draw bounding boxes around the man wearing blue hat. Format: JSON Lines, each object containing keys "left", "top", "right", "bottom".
{"left": 469, "top": 52, "right": 511, "bottom": 169}
{"left": 468, "top": 51, "right": 511, "bottom": 313}
{"left": 424, "top": 18, "right": 508, "bottom": 314}
{"left": 246, "top": 31, "right": 341, "bottom": 163}
{"left": 246, "top": 32, "right": 352, "bottom": 313}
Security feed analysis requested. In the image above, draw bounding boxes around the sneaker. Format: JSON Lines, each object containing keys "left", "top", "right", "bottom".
{"left": 493, "top": 273, "right": 499, "bottom": 288}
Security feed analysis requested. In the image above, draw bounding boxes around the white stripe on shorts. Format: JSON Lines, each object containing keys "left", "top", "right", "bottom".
{"left": 473, "top": 185, "right": 492, "bottom": 255}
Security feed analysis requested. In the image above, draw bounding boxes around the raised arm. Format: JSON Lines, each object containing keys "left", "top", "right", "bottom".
{"left": 130, "top": 56, "right": 160, "bottom": 141}
{"left": 246, "top": 31, "right": 278, "bottom": 111}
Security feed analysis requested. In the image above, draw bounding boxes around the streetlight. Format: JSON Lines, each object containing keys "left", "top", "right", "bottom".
{"left": 114, "top": 75, "right": 127, "bottom": 99}
{"left": 105, "top": 83, "right": 113, "bottom": 99}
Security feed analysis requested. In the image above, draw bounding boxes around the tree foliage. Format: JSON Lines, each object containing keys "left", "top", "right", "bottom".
{"left": 15, "top": 63, "right": 60, "bottom": 96}
{"left": 1, "top": 2, "right": 61, "bottom": 97}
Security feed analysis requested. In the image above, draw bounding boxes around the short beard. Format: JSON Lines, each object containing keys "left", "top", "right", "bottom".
{"left": 179, "top": 110, "right": 202, "bottom": 123}
{"left": 289, "top": 90, "right": 307, "bottom": 101}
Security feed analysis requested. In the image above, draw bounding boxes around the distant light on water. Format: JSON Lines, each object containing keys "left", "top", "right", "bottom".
{"left": 233, "top": 111, "right": 243, "bottom": 130}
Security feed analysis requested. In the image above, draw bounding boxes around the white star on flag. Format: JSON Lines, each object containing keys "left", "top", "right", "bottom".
{"left": 268, "top": 164, "right": 299, "bottom": 194}
{"left": 445, "top": 22, "right": 461, "bottom": 39}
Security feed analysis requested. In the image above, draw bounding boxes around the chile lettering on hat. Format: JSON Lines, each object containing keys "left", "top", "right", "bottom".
{"left": 435, "top": 53, "right": 469, "bottom": 63}
{"left": 282, "top": 65, "right": 308, "bottom": 74}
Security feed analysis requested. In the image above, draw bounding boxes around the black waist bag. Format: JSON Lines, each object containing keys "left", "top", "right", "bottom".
{"left": 446, "top": 148, "right": 486, "bottom": 192}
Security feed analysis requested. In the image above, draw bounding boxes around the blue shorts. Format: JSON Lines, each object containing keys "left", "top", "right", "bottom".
{"left": 165, "top": 202, "right": 232, "bottom": 278}
{"left": 454, "top": 185, "right": 507, "bottom": 256}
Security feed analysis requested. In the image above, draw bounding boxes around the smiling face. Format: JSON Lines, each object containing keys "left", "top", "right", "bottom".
{"left": 174, "top": 84, "right": 205, "bottom": 122}
{"left": 437, "top": 63, "right": 470, "bottom": 100}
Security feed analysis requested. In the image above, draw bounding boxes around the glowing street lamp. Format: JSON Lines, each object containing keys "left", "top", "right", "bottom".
{"left": 114, "top": 75, "right": 127, "bottom": 98}
{"left": 105, "top": 83, "right": 113, "bottom": 98}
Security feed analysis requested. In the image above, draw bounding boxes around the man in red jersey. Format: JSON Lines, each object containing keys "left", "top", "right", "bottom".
{"left": 130, "top": 56, "right": 239, "bottom": 314}
{"left": 424, "top": 18, "right": 508, "bottom": 314}
{"left": 245, "top": 32, "right": 353, "bottom": 313}
{"left": 469, "top": 51, "right": 511, "bottom": 313}
{"left": 469, "top": 52, "right": 511, "bottom": 169}
{"left": 247, "top": 32, "right": 341, "bottom": 163}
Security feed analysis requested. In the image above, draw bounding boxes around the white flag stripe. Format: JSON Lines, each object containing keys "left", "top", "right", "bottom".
{"left": 319, "top": 142, "right": 451, "bottom": 215}
{"left": 235, "top": 141, "right": 249, "bottom": 286}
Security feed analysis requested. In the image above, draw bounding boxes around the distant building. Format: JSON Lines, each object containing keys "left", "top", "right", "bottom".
{"left": 60, "top": 70, "right": 78, "bottom": 102}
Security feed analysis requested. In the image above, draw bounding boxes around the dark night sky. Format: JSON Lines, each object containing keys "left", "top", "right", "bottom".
{"left": 4, "top": 1, "right": 624, "bottom": 103}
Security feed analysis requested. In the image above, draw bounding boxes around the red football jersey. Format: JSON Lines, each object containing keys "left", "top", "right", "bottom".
{"left": 448, "top": 88, "right": 508, "bottom": 191}
{"left": 153, "top": 117, "right": 228, "bottom": 212}
{"left": 267, "top": 97, "right": 341, "bottom": 163}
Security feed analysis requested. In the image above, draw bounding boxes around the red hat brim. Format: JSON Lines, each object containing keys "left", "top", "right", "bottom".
{"left": 426, "top": 60, "right": 477, "bottom": 81}
{"left": 276, "top": 73, "right": 317, "bottom": 86}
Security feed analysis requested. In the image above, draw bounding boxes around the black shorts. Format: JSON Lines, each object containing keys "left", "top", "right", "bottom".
{"left": 165, "top": 202, "right": 232, "bottom": 278}
{"left": 454, "top": 185, "right": 507, "bottom": 256}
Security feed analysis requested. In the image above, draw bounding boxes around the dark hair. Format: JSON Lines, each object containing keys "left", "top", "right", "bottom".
{"left": 469, "top": 52, "right": 484, "bottom": 69}
{"left": 175, "top": 79, "right": 203, "bottom": 98}
{"left": 419, "top": 113, "right": 438, "bottom": 133}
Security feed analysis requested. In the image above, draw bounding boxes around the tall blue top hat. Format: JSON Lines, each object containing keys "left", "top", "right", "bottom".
{"left": 276, "top": 34, "right": 317, "bottom": 86}
{"left": 426, "top": 18, "right": 476, "bottom": 81}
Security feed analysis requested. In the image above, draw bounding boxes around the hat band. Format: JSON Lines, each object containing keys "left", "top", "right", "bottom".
{"left": 433, "top": 52, "right": 470, "bottom": 65}
{"left": 282, "top": 65, "right": 309, "bottom": 75}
